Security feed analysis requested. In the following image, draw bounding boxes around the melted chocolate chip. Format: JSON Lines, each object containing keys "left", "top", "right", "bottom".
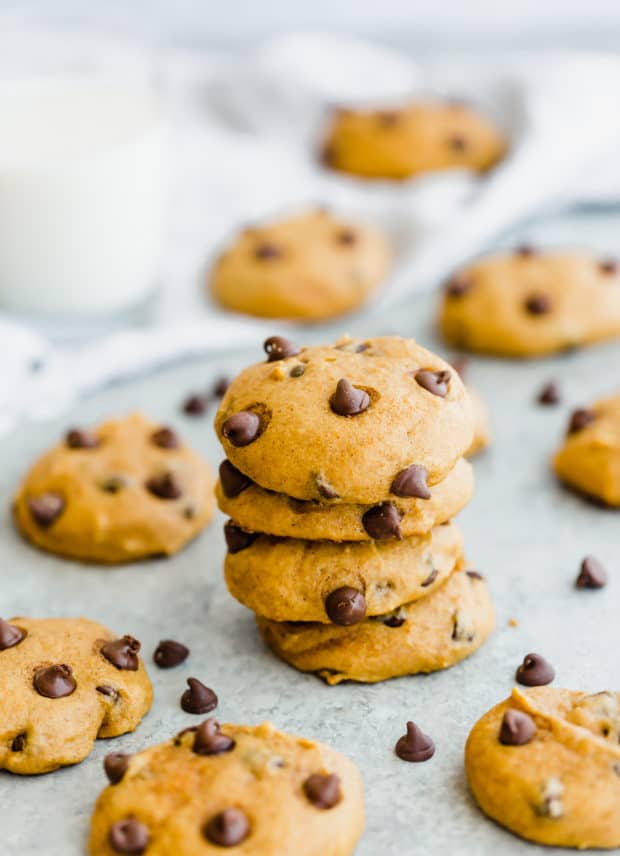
{"left": 336, "top": 229, "right": 357, "bottom": 245}
{"left": 391, "top": 464, "right": 430, "bottom": 499}
{"left": 263, "top": 336, "right": 300, "bottom": 362}
{"left": 325, "top": 587, "right": 366, "bottom": 626}
{"left": 445, "top": 276, "right": 472, "bottom": 298}
{"left": 516, "top": 653, "right": 555, "bottom": 687}
{"left": 181, "top": 678, "right": 218, "bottom": 714}
{"left": 0, "top": 618, "right": 25, "bottom": 650}
{"left": 524, "top": 294, "right": 551, "bottom": 315}
{"left": 99, "top": 476, "right": 127, "bottom": 494}
{"left": 376, "top": 111, "right": 399, "bottom": 128}
{"left": 448, "top": 134, "right": 467, "bottom": 152}
{"left": 151, "top": 426, "right": 179, "bottom": 449}
{"left": 108, "top": 819, "right": 149, "bottom": 854}
{"left": 362, "top": 503, "right": 402, "bottom": 540}
{"left": 515, "top": 244, "right": 536, "bottom": 257}
{"left": 254, "top": 242, "right": 281, "bottom": 260}
{"left": 219, "top": 460, "right": 253, "bottom": 498}
{"left": 104, "top": 752, "right": 131, "bottom": 785}
{"left": 568, "top": 408, "right": 596, "bottom": 434}
{"left": 329, "top": 378, "right": 370, "bottom": 416}
{"left": 421, "top": 568, "right": 438, "bottom": 587}
{"left": 11, "top": 733, "right": 26, "bottom": 752}
{"left": 224, "top": 520, "right": 258, "bottom": 554}
{"left": 599, "top": 259, "right": 618, "bottom": 275}
{"left": 192, "top": 718, "right": 235, "bottom": 756}
{"left": 538, "top": 382, "right": 560, "bottom": 405}
{"left": 145, "top": 472, "right": 182, "bottom": 500}
{"left": 290, "top": 364, "right": 305, "bottom": 378}
{"left": 33, "top": 664, "right": 76, "bottom": 698}
{"left": 27, "top": 493, "right": 65, "bottom": 527}
{"left": 222, "top": 411, "right": 262, "bottom": 446}
{"left": 414, "top": 369, "right": 451, "bottom": 397}
{"left": 499, "top": 709, "right": 536, "bottom": 746}
{"left": 575, "top": 556, "right": 607, "bottom": 589}
{"left": 182, "top": 394, "right": 207, "bottom": 416}
{"left": 204, "top": 808, "right": 250, "bottom": 847}
{"left": 383, "top": 615, "right": 405, "bottom": 628}
{"left": 395, "top": 722, "right": 435, "bottom": 762}
{"left": 153, "top": 639, "right": 189, "bottom": 669}
{"left": 316, "top": 475, "right": 339, "bottom": 500}
{"left": 303, "top": 773, "right": 342, "bottom": 809}
{"left": 96, "top": 685, "right": 118, "bottom": 700}
{"left": 101, "top": 636, "right": 141, "bottom": 671}
{"left": 65, "top": 428, "right": 99, "bottom": 449}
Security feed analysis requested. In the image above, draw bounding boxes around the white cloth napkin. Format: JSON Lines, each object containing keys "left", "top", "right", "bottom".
{"left": 3, "top": 30, "right": 620, "bottom": 435}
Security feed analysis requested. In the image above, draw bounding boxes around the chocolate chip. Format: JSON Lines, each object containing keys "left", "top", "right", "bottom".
{"left": 414, "top": 369, "right": 451, "bottom": 397}
{"left": 336, "top": 229, "right": 357, "bottom": 245}
{"left": 27, "top": 493, "right": 65, "bottom": 527}
{"left": 181, "top": 678, "right": 218, "bottom": 714}
{"left": 182, "top": 394, "right": 207, "bottom": 416}
{"left": 263, "top": 336, "right": 300, "bottom": 362}
{"left": 108, "top": 819, "right": 149, "bottom": 854}
{"left": 33, "top": 664, "right": 76, "bottom": 698}
{"left": 329, "top": 378, "right": 370, "bottom": 416}
{"left": 524, "top": 294, "right": 551, "bottom": 315}
{"left": 383, "top": 615, "right": 405, "bottom": 628}
{"left": 153, "top": 639, "right": 189, "bottom": 668}
{"left": 450, "top": 356, "right": 468, "bottom": 377}
{"left": 316, "top": 475, "right": 339, "bottom": 500}
{"left": 303, "top": 773, "right": 342, "bottom": 809}
{"left": 0, "top": 618, "right": 25, "bottom": 650}
{"left": 324, "top": 587, "right": 366, "bottom": 625}
{"left": 444, "top": 276, "right": 472, "bottom": 298}
{"left": 145, "top": 472, "right": 182, "bottom": 500}
{"left": 575, "top": 556, "right": 607, "bottom": 589}
{"left": 222, "top": 411, "right": 262, "bottom": 446}
{"left": 65, "top": 428, "right": 99, "bottom": 449}
{"left": 515, "top": 244, "right": 536, "bottom": 257}
{"left": 96, "top": 685, "right": 118, "bottom": 699}
{"left": 466, "top": 570, "right": 484, "bottom": 580}
{"left": 224, "top": 520, "right": 258, "bottom": 554}
{"left": 395, "top": 722, "right": 435, "bottom": 762}
{"left": 391, "top": 464, "right": 430, "bottom": 499}
{"left": 254, "top": 242, "right": 281, "bottom": 260}
{"left": 11, "top": 733, "right": 26, "bottom": 752}
{"left": 192, "top": 718, "right": 235, "bottom": 756}
{"left": 448, "top": 134, "right": 467, "bottom": 152}
{"left": 516, "top": 653, "right": 555, "bottom": 686}
{"left": 568, "top": 408, "right": 596, "bottom": 434}
{"left": 212, "top": 377, "right": 230, "bottom": 397}
{"left": 599, "top": 259, "right": 618, "bottom": 275}
{"left": 219, "top": 460, "right": 253, "bottom": 498}
{"left": 538, "top": 382, "right": 560, "bottom": 405}
{"left": 421, "top": 568, "right": 438, "bottom": 587}
{"left": 290, "top": 364, "right": 305, "bottom": 378}
{"left": 101, "top": 636, "right": 141, "bottom": 671}
{"left": 362, "top": 503, "right": 402, "bottom": 540}
{"left": 499, "top": 709, "right": 536, "bottom": 746}
{"left": 99, "top": 476, "right": 127, "bottom": 494}
{"left": 376, "top": 111, "right": 399, "bottom": 128}
{"left": 151, "top": 426, "right": 179, "bottom": 449}
{"left": 203, "top": 808, "right": 250, "bottom": 847}
{"left": 104, "top": 752, "right": 131, "bottom": 785}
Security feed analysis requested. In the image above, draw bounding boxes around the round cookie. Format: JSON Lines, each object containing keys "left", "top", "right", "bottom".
{"left": 553, "top": 393, "right": 620, "bottom": 505}
{"left": 225, "top": 521, "right": 463, "bottom": 623}
{"left": 465, "top": 686, "right": 620, "bottom": 849}
{"left": 215, "top": 336, "right": 473, "bottom": 504}
{"left": 208, "top": 209, "right": 391, "bottom": 321}
{"left": 439, "top": 249, "right": 620, "bottom": 357}
{"left": 216, "top": 457, "right": 473, "bottom": 541}
{"left": 466, "top": 385, "right": 491, "bottom": 457}
{"left": 321, "top": 100, "right": 506, "bottom": 181}
{"left": 89, "top": 719, "right": 364, "bottom": 856}
{"left": 257, "top": 566, "right": 495, "bottom": 685}
{"left": 13, "top": 412, "right": 214, "bottom": 563}
{"left": 0, "top": 616, "right": 152, "bottom": 775}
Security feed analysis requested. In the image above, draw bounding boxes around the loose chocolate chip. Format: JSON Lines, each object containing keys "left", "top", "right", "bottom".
{"left": 182, "top": 394, "right": 207, "bottom": 416}
{"left": 263, "top": 336, "right": 300, "bottom": 362}
{"left": 151, "top": 426, "right": 179, "bottom": 449}
{"left": 27, "top": 493, "right": 65, "bottom": 527}
{"left": 303, "top": 773, "right": 342, "bottom": 809}
{"left": 466, "top": 570, "right": 484, "bottom": 580}
{"left": 383, "top": 615, "right": 405, "bottom": 628}
{"left": 316, "top": 475, "right": 339, "bottom": 500}
{"left": 516, "top": 653, "right": 555, "bottom": 687}
{"left": 414, "top": 369, "right": 451, "bottom": 398}
{"left": 104, "top": 752, "right": 131, "bottom": 785}
{"left": 219, "top": 460, "right": 253, "bottom": 498}
{"left": 181, "top": 678, "right": 218, "bottom": 714}
{"left": 101, "top": 636, "right": 141, "bottom": 671}
{"left": 212, "top": 377, "right": 230, "bottom": 398}
{"left": 524, "top": 294, "right": 551, "bottom": 315}
{"left": 329, "top": 378, "right": 370, "bottom": 416}
{"left": 224, "top": 520, "right": 258, "bottom": 554}
{"left": 96, "top": 685, "right": 118, "bottom": 700}
{"left": 448, "top": 134, "right": 467, "bottom": 152}
{"left": 204, "top": 808, "right": 250, "bottom": 847}
{"left": 599, "top": 259, "right": 618, "bottom": 275}
{"left": 254, "top": 242, "right": 281, "bottom": 260}
{"left": 538, "top": 382, "right": 560, "bottom": 405}
{"left": 421, "top": 568, "right": 438, "bottom": 587}
{"left": 153, "top": 639, "right": 190, "bottom": 669}
{"left": 336, "top": 229, "right": 357, "bottom": 245}
{"left": 499, "top": 709, "right": 536, "bottom": 746}
{"left": 575, "top": 556, "right": 607, "bottom": 589}
{"left": 568, "top": 408, "right": 596, "bottom": 434}
{"left": 108, "top": 819, "right": 149, "bottom": 854}
{"left": 222, "top": 411, "right": 262, "bottom": 446}
{"left": 290, "top": 364, "right": 305, "bottom": 378}
{"left": 325, "top": 587, "right": 366, "bottom": 626}
{"left": 33, "top": 664, "right": 76, "bottom": 698}
{"left": 391, "top": 464, "right": 431, "bottom": 499}
{"left": 362, "top": 503, "right": 402, "bottom": 540}
{"left": 0, "top": 618, "right": 25, "bottom": 650}
{"left": 65, "top": 428, "right": 99, "bottom": 449}
{"left": 444, "top": 276, "right": 472, "bottom": 298}
{"left": 395, "top": 722, "right": 435, "bottom": 762}
{"left": 145, "top": 472, "right": 182, "bottom": 500}
{"left": 11, "top": 733, "right": 26, "bottom": 752}
{"left": 515, "top": 244, "right": 536, "bottom": 257}
{"left": 193, "top": 718, "right": 235, "bottom": 756}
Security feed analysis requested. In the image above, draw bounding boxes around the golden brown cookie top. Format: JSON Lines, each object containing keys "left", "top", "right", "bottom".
{"left": 215, "top": 335, "right": 473, "bottom": 504}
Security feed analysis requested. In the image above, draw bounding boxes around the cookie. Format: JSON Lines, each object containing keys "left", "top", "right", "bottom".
{"left": 465, "top": 686, "right": 620, "bottom": 848}
{"left": 553, "top": 393, "right": 620, "bottom": 505}
{"left": 215, "top": 336, "right": 473, "bottom": 504}
{"left": 225, "top": 521, "right": 463, "bottom": 623}
{"left": 208, "top": 209, "right": 391, "bottom": 321}
{"left": 257, "top": 565, "right": 495, "bottom": 684}
{"left": 321, "top": 100, "right": 505, "bottom": 181}
{"left": 216, "top": 456, "right": 473, "bottom": 541}
{"left": 13, "top": 413, "right": 214, "bottom": 563}
{"left": 0, "top": 616, "right": 152, "bottom": 775}
{"left": 89, "top": 719, "right": 364, "bottom": 855}
{"left": 466, "top": 385, "right": 491, "bottom": 457}
{"left": 439, "top": 249, "right": 620, "bottom": 357}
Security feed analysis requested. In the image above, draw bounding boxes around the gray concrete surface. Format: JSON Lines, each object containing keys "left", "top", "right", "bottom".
{"left": 0, "top": 208, "right": 619, "bottom": 854}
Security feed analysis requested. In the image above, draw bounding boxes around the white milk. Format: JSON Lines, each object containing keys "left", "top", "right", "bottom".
{"left": 0, "top": 78, "right": 164, "bottom": 318}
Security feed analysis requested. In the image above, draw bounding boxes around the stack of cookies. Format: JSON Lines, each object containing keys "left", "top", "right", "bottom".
{"left": 215, "top": 335, "right": 495, "bottom": 684}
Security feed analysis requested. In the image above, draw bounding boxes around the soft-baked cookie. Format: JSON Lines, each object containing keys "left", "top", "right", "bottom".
{"left": 439, "top": 249, "right": 620, "bottom": 357}
{"left": 208, "top": 209, "right": 391, "bottom": 321}
{"left": 466, "top": 385, "right": 491, "bottom": 457}
{"left": 321, "top": 100, "right": 506, "bottom": 181}
{"left": 465, "top": 686, "right": 620, "bottom": 849}
{"left": 257, "top": 565, "right": 495, "bottom": 684}
{"left": 225, "top": 521, "right": 463, "bottom": 623}
{"left": 215, "top": 336, "right": 473, "bottom": 504}
{"left": 553, "top": 393, "right": 620, "bottom": 505}
{"left": 13, "top": 413, "right": 214, "bottom": 563}
{"left": 0, "top": 616, "right": 152, "bottom": 775}
{"left": 89, "top": 719, "right": 364, "bottom": 855}
{"left": 216, "top": 456, "right": 473, "bottom": 541}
